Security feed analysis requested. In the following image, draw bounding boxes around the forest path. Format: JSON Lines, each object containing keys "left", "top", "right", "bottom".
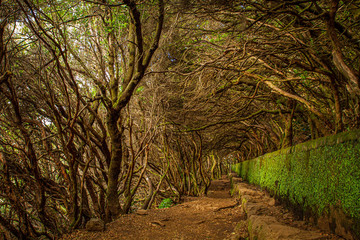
{"left": 61, "top": 177, "right": 247, "bottom": 240}
{"left": 61, "top": 176, "right": 344, "bottom": 240}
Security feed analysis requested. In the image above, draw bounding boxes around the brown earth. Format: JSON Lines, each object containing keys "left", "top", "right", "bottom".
{"left": 61, "top": 178, "right": 247, "bottom": 240}
{"left": 61, "top": 177, "right": 345, "bottom": 240}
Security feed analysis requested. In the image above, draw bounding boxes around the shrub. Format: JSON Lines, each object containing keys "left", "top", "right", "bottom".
{"left": 158, "top": 198, "right": 173, "bottom": 209}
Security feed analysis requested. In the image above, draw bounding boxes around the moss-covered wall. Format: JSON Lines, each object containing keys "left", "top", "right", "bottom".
{"left": 232, "top": 129, "right": 360, "bottom": 239}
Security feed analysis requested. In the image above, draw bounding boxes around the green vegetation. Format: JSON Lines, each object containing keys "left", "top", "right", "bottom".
{"left": 1, "top": 0, "right": 360, "bottom": 238}
{"left": 158, "top": 198, "right": 173, "bottom": 209}
{"left": 233, "top": 129, "right": 360, "bottom": 236}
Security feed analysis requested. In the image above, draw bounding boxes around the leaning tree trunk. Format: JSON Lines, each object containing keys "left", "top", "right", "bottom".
{"left": 102, "top": 0, "right": 164, "bottom": 221}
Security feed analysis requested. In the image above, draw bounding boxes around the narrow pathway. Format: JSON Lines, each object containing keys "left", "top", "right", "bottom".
{"left": 62, "top": 177, "right": 246, "bottom": 240}
{"left": 62, "top": 177, "right": 345, "bottom": 240}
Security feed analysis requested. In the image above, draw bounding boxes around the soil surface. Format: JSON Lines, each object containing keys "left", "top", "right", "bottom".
{"left": 61, "top": 177, "right": 247, "bottom": 240}
{"left": 61, "top": 177, "right": 344, "bottom": 240}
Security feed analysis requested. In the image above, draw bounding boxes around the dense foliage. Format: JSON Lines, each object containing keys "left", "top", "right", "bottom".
{"left": 0, "top": 0, "right": 359, "bottom": 238}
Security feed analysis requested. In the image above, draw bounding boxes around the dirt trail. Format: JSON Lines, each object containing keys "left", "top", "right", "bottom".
{"left": 62, "top": 177, "right": 345, "bottom": 240}
{"left": 61, "top": 177, "right": 246, "bottom": 240}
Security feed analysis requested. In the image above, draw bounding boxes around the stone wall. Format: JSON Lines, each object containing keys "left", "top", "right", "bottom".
{"left": 232, "top": 129, "right": 360, "bottom": 239}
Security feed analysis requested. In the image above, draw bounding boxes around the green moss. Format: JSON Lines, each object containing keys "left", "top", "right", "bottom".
{"left": 232, "top": 130, "right": 360, "bottom": 237}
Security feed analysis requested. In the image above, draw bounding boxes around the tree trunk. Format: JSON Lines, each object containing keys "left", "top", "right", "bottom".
{"left": 330, "top": 78, "right": 344, "bottom": 133}
{"left": 105, "top": 110, "right": 123, "bottom": 221}
{"left": 142, "top": 174, "right": 154, "bottom": 210}
{"left": 327, "top": 0, "right": 360, "bottom": 95}
{"left": 282, "top": 100, "right": 295, "bottom": 148}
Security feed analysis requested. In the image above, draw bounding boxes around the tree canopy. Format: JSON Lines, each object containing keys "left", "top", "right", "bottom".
{"left": 0, "top": 0, "right": 359, "bottom": 238}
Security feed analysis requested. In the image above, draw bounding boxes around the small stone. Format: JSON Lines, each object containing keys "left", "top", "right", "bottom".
{"left": 268, "top": 198, "right": 276, "bottom": 206}
{"left": 85, "top": 218, "right": 105, "bottom": 231}
{"left": 151, "top": 221, "right": 165, "bottom": 227}
{"left": 136, "top": 209, "right": 148, "bottom": 215}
